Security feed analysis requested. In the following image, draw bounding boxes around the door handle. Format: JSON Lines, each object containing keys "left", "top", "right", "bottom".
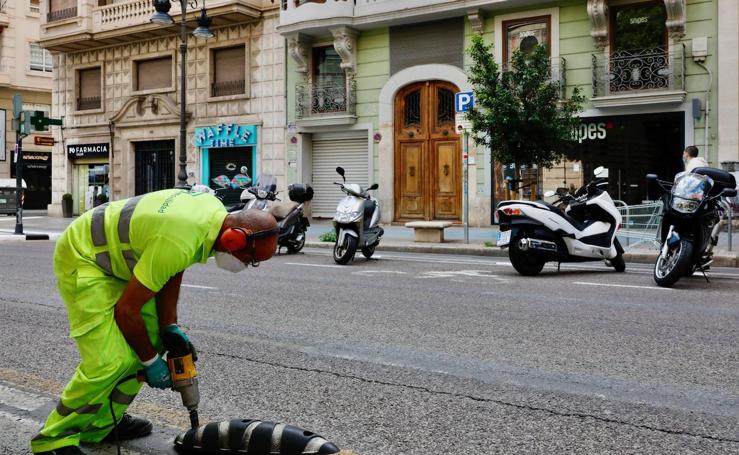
{"left": 409, "top": 166, "right": 416, "bottom": 177}
{"left": 408, "top": 131, "right": 414, "bottom": 138}
{"left": 442, "top": 129, "right": 449, "bottom": 136}
{"left": 443, "top": 164, "right": 449, "bottom": 176}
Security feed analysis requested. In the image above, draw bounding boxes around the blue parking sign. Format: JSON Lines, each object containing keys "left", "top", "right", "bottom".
{"left": 455, "top": 91, "right": 474, "bottom": 112}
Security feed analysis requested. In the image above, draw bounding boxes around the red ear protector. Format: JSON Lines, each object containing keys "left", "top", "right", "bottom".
{"left": 220, "top": 227, "right": 279, "bottom": 252}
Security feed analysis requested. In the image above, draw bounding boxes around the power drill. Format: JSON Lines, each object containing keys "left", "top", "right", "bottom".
{"left": 161, "top": 330, "right": 200, "bottom": 430}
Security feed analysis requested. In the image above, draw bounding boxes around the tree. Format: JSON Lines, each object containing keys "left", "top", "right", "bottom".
{"left": 466, "top": 34, "right": 584, "bottom": 197}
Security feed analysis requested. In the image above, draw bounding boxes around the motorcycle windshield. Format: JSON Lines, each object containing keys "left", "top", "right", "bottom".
{"left": 672, "top": 173, "right": 712, "bottom": 201}
{"left": 255, "top": 174, "right": 277, "bottom": 194}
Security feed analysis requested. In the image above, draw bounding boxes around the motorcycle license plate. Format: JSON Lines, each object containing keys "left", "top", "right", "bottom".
{"left": 496, "top": 231, "right": 511, "bottom": 247}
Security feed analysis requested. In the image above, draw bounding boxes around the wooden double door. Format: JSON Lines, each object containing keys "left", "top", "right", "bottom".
{"left": 394, "top": 81, "right": 461, "bottom": 221}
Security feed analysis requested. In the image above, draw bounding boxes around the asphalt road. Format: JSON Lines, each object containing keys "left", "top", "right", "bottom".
{"left": 1, "top": 242, "right": 738, "bottom": 454}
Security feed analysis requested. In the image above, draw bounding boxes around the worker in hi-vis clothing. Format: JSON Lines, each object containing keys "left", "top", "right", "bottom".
{"left": 32, "top": 189, "right": 278, "bottom": 455}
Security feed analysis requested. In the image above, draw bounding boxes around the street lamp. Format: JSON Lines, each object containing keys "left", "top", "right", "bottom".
{"left": 151, "top": 0, "right": 213, "bottom": 188}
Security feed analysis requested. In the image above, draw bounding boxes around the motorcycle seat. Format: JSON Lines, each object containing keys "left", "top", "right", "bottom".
{"left": 268, "top": 201, "right": 298, "bottom": 220}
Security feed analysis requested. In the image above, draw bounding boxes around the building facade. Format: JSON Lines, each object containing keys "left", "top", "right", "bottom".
{"left": 0, "top": 0, "right": 54, "bottom": 210}
{"left": 278, "top": 0, "right": 736, "bottom": 226}
{"left": 40, "top": 0, "right": 284, "bottom": 216}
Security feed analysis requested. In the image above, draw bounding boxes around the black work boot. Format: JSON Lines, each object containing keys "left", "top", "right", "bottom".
{"left": 36, "top": 446, "right": 88, "bottom": 455}
{"left": 106, "top": 413, "right": 153, "bottom": 440}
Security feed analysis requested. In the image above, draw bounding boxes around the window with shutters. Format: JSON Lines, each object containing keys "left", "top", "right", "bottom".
{"left": 30, "top": 0, "right": 41, "bottom": 14}
{"left": 133, "top": 55, "right": 174, "bottom": 93}
{"left": 77, "top": 67, "right": 102, "bottom": 111}
{"left": 30, "top": 44, "right": 53, "bottom": 73}
{"left": 210, "top": 45, "right": 247, "bottom": 98}
{"left": 48, "top": 0, "right": 77, "bottom": 22}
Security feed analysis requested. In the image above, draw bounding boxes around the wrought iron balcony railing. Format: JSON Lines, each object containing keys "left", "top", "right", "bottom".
{"left": 48, "top": 6, "right": 78, "bottom": 22}
{"left": 211, "top": 80, "right": 246, "bottom": 97}
{"left": 77, "top": 96, "right": 101, "bottom": 111}
{"left": 500, "top": 56, "right": 567, "bottom": 99}
{"left": 592, "top": 45, "right": 685, "bottom": 97}
{"left": 296, "top": 79, "right": 356, "bottom": 119}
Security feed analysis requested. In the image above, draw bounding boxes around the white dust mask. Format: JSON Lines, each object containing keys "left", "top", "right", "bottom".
{"left": 214, "top": 251, "right": 247, "bottom": 273}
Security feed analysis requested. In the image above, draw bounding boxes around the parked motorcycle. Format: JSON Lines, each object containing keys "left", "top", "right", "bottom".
{"left": 239, "top": 174, "right": 313, "bottom": 254}
{"left": 647, "top": 167, "right": 737, "bottom": 287}
{"left": 496, "top": 166, "right": 625, "bottom": 276}
{"left": 331, "top": 166, "right": 383, "bottom": 264}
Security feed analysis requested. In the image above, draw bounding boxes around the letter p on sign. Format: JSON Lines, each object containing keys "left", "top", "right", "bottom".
{"left": 455, "top": 92, "right": 474, "bottom": 113}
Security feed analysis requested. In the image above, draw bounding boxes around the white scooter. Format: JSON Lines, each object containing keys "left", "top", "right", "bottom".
{"left": 332, "top": 166, "right": 384, "bottom": 264}
{"left": 495, "top": 166, "right": 625, "bottom": 276}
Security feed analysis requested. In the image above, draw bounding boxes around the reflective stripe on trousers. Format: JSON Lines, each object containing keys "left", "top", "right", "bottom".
{"left": 90, "top": 196, "right": 143, "bottom": 275}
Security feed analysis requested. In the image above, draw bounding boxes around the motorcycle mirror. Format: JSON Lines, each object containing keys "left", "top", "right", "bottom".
{"left": 645, "top": 174, "right": 658, "bottom": 182}
{"left": 543, "top": 190, "right": 556, "bottom": 198}
{"left": 368, "top": 183, "right": 379, "bottom": 191}
{"left": 722, "top": 188, "right": 738, "bottom": 198}
{"left": 593, "top": 166, "right": 607, "bottom": 178}
{"left": 336, "top": 167, "right": 346, "bottom": 182}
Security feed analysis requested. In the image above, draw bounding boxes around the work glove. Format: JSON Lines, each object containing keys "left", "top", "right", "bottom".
{"left": 161, "top": 324, "right": 198, "bottom": 361}
{"left": 143, "top": 354, "right": 172, "bottom": 390}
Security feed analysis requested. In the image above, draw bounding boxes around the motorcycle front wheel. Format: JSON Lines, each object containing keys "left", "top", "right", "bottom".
{"left": 333, "top": 234, "right": 357, "bottom": 264}
{"left": 654, "top": 239, "right": 693, "bottom": 287}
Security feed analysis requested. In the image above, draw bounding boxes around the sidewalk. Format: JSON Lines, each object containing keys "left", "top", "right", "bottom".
{"left": 2, "top": 214, "right": 738, "bottom": 267}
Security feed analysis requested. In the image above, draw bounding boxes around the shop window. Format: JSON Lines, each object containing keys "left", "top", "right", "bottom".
{"left": 48, "top": 0, "right": 77, "bottom": 22}
{"left": 30, "top": 0, "right": 40, "bottom": 13}
{"left": 311, "top": 45, "right": 346, "bottom": 114}
{"left": 210, "top": 45, "right": 246, "bottom": 97}
{"left": 30, "top": 44, "right": 53, "bottom": 73}
{"left": 134, "top": 56, "right": 172, "bottom": 92}
{"left": 502, "top": 15, "right": 551, "bottom": 63}
{"left": 77, "top": 67, "right": 102, "bottom": 111}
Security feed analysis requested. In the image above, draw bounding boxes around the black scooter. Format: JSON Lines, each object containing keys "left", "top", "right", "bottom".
{"left": 240, "top": 175, "right": 313, "bottom": 254}
{"left": 647, "top": 167, "right": 737, "bottom": 287}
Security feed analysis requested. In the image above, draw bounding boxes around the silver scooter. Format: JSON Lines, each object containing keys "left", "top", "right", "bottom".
{"left": 332, "top": 166, "right": 383, "bottom": 264}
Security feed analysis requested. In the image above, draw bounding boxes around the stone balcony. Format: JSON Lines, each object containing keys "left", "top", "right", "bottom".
{"left": 41, "top": 0, "right": 274, "bottom": 52}
{"left": 278, "top": 0, "right": 554, "bottom": 36}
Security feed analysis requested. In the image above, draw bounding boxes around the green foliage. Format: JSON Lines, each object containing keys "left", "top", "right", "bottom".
{"left": 466, "top": 35, "right": 585, "bottom": 171}
{"left": 319, "top": 230, "right": 337, "bottom": 243}
{"left": 483, "top": 240, "right": 495, "bottom": 248}
{"left": 62, "top": 193, "right": 73, "bottom": 201}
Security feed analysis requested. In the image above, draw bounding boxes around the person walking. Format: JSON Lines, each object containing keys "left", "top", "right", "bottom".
{"left": 31, "top": 188, "right": 278, "bottom": 454}
{"left": 683, "top": 145, "right": 709, "bottom": 173}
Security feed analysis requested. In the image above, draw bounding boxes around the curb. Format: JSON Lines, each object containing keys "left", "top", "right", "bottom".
{"left": 305, "top": 241, "right": 739, "bottom": 267}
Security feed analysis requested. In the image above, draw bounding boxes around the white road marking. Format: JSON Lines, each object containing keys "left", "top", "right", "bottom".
{"left": 417, "top": 270, "right": 501, "bottom": 279}
{"left": 182, "top": 284, "right": 218, "bottom": 290}
{"left": 286, "top": 262, "right": 343, "bottom": 269}
{"left": 0, "top": 383, "right": 48, "bottom": 411}
{"left": 351, "top": 270, "right": 408, "bottom": 277}
{"left": 573, "top": 281, "right": 673, "bottom": 291}
{"left": 0, "top": 409, "right": 44, "bottom": 428}
{"left": 0, "top": 216, "right": 43, "bottom": 221}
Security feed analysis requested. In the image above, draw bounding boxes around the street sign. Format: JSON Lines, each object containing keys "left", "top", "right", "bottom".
{"left": 34, "top": 136, "right": 55, "bottom": 146}
{"left": 455, "top": 91, "right": 474, "bottom": 112}
{"left": 455, "top": 112, "right": 472, "bottom": 132}
{"left": 12, "top": 95, "right": 23, "bottom": 120}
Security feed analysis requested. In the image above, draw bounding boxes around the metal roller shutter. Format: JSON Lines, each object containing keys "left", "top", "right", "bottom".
{"left": 311, "top": 134, "right": 369, "bottom": 218}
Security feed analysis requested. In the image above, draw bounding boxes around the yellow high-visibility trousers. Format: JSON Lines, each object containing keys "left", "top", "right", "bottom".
{"left": 31, "top": 257, "right": 161, "bottom": 453}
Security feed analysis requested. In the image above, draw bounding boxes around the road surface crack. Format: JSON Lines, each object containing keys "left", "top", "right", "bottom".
{"left": 206, "top": 349, "right": 739, "bottom": 445}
